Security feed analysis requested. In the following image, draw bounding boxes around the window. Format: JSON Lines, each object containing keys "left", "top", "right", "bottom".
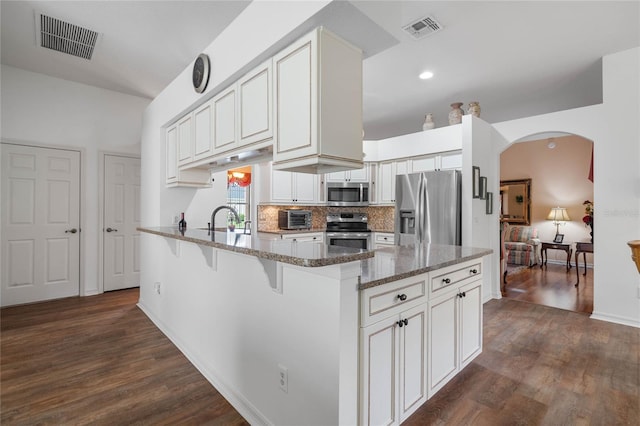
{"left": 227, "top": 168, "right": 251, "bottom": 228}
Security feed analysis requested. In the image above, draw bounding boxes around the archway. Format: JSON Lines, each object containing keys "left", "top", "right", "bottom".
{"left": 499, "top": 131, "right": 594, "bottom": 313}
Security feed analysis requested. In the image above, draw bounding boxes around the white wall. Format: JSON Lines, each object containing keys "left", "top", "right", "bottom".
{"left": 492, "top": 47, "right": 640, "bottom": 327}
{"left": 138, "top": 1, "right": 335, "bottom": 423}
{"left": 0, "top": 64, "right": 150, "bottom": 295}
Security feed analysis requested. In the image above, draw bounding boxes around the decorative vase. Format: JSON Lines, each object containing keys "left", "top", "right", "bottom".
{"left": 468, "top": 101, "right": 481, "bottom": 118}
{"left": 448, "top": 102, "right": 464, "bottom": 125}
{"left": 422, "top": 113, "right": 435, "bottom": 130}
{"left": 627, "top": 240, "right": 640, "bottom": 274}
{"left": 589, "top": 222, "right": 593, "bottom": 243}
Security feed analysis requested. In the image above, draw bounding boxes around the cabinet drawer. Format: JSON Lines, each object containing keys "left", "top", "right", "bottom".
{"left": 374, "top": 233, "right": 394, "bottom": 245}
{"left": 430, "top": 260, "right": 482, "bottom": 295}
{"left": 361, "top": 275, "right": 427, "bottom": 327}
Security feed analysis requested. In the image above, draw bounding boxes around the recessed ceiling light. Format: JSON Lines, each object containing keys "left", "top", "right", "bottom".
{"left": 419, "top": 71, "right": 434, "bottom": 80}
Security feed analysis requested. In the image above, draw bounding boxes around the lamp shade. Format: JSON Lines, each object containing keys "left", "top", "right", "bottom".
{"left": 547, "top": 207, "right": 570, "bottom": 222}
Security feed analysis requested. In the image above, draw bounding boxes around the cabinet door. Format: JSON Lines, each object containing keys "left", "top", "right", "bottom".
{"left": 326, "top": 170, "right": 347, "bottom": 182}
{"left": 166, "top": 126, "right": 178, "bottom": 183}
{"left": 399, "top": 305, "right": 428, "bottom": 421}
{"left": 349, "top": 165, "right": 369, "bottom": 182}
{"left": 410, "top": 156, "right": 437, "bottom": 173}
{"left": 212, "top": 87, "right": 237, "bottom": 153}
{"left": 428, "top": 292, "right": 458, "bottom": 397}
{"left": 361, "top": 316, "right": 400, "bottom": 426}
{"left": 459, "top": 281, "right": 482, "bottom": 368}
{"left": 395, "top": 160, "right": 409, "bottom": 176}
{"left": 378, "top": 161, "right": 395, "bottom": 204}
{"left": 271, "top": 170, "right": 294, "bottom": 203}
{"left": 239, "top": 61, "right": 273, "bottom": 146}
{"left": 193, "top": 101, "right": 213, "bottom": 160}
{"left": 177, "top": 114, "right": 193, "bottom": 166}
{"left": 273, "top": 30, "right": 317, "bottom": 160}
{"left": 439, "top": 151, "right": 462, "bottom": 170}
{"left": 293, "top": 172, "right": 317, "bottom": 203}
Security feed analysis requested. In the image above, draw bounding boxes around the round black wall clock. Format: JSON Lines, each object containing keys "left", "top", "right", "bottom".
{"left": 192, "top": 53, "right": 210, "bottom": 93}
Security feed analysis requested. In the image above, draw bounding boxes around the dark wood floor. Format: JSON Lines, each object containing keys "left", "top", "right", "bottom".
{"left": 405, "top": 297, "right": 640, "bottom": 425}
{"left": 1, "top": 289, "right": 248, "bottom": 425}
{"left": 3, "top": 283, "right": 637, "bottom": 425}
{"left": 503, "top": 262, "right": 594, "bottom": 314}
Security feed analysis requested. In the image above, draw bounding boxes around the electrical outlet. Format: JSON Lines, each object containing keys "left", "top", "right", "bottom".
{"left": 278, "top": 364, "right": 288, "bottom": 393}
{"left": 154, "top": 282, "right": 161, "bottom": 295}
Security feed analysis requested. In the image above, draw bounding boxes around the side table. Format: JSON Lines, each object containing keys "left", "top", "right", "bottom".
{"left": 575, "top": 242, "right": 593, "bottom": 287}
{"left": 541, "top": 241, "right": 572, "bottom": 270}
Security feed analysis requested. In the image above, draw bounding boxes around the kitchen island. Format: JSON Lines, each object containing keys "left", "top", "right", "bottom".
{"left": 137, "top": 227, "right": 491, "bottom": 425}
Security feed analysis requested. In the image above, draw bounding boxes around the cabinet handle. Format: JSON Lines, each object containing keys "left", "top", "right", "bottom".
{"left": 470, "top": 269, "right": 478, "bottom": 274}
{"left": 461, "top": 291, "right": 466, "bottom": 298}
{"left": 397, "top": 294, "right": 407, "bottom": 301}
{"left": 65, "top": 228, "right": 78, "bottom": 234}
{"left": 442, "top": 278, "right": 451, "bottom": 284}
{"left": 396, "top": 318, "right": 409, "bottom": 328}
{"left": 105, "top": 227, "right": 118, "bottom": 233}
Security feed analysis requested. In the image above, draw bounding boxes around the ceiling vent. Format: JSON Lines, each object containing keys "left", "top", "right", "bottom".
{"left": 35, "top": 12, "right": 99, "bottom": 60}
{"left": 402, "top": 15, "right": 443, "bottom": 40}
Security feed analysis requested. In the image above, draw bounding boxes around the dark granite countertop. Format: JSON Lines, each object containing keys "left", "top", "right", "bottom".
{"left": 137, "top": 227, "right": 373, "bottom": 267}
{"left": 359, "top": 244, "right": 493, "bottom": 289}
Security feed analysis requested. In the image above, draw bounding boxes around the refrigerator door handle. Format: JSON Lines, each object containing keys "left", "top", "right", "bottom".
{"left": 416, "top": 174, "right": 425, "bottom": 243}
{"left": 422, "top": 173, "right": 431, "bottom": 244}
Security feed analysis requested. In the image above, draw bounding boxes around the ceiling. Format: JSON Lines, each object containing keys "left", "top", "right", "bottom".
{"left": 2, "top": 1, "right": 639, "bottom": 140}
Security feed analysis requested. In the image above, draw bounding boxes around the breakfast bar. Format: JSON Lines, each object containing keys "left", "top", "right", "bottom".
{"left": 137, "top": 226, "right": 491, "bottom": 425}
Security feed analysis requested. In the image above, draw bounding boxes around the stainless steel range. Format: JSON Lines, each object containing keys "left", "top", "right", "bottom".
{"left": 325, "top": 212, "right": 371, "bottom": 250}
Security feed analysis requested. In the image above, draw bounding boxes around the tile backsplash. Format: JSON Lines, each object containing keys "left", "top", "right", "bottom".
{"left": 258, "top": 205, "right": 395, "bottom": 232}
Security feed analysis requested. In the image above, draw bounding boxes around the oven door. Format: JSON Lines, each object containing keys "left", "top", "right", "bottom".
{"left": 326, "top": 232, "right": 371, "bottom": 250}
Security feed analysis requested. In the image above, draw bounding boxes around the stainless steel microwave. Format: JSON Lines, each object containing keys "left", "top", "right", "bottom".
{"left": 327, "top": 182, "right": 369, "bottom": 207}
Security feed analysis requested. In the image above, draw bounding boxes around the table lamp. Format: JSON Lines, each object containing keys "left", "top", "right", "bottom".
{"left": 547, "top": 207, "right": 570, "bottom": 236}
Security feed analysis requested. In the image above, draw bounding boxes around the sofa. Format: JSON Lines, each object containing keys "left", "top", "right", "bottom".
{"left": 504, "top": 225, "right": 541, "bottom": 266}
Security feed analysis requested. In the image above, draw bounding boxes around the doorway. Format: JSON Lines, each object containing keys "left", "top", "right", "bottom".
{"left": 1, "top": 143, "right": 81, "bottom": 306}
{"left": 500, "top": 134, "right": 594, "bottom": 314}
{"left": 102, "top": 154, "right": 141, "bottom": 291}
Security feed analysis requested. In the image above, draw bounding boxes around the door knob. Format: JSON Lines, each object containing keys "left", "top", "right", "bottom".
{"left": 106, "top": 227, "right": 118, "bottom": 233}
{"left": 65, "top": 228, "right": 78, "bottom": 234}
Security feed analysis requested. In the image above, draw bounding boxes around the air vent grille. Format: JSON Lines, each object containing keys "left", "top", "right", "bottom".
{"left": 402, "top": 15, "right": 443, "bottom": 40}
{"left": 39, "top": 14, "right": 99, "bottom": 60}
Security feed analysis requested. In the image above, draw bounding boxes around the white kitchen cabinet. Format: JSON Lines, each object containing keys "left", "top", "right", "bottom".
{"left": 360, "top": 304, "right": 427, "bottom": 425}
{"left": 378, "top": 160, "right": 408, "bottom": 204}
{"left": 373, "top": 232, "right": 395, "bottom": 249}
{"left": 326, "top": 164, "right": 369, "bottom": 183}
{"left": 193, "top": 101, "right": 213, "bottom": 161}
{"left": 177, "top": 114, "right": 194, "bottom": 167}
{"left": 272, "top": 27, "right": 363, "bottom": 173}
{"left": 238, "top": 60, "right": 273, "bottom": 147}
{"left": 166, "top": 123, "right": 211, "bottom": 188}
{"left": 428, "top": 280, "right": 482, "bottom": 398}
{"left": 271, "top": 169, "right": 319, "bottom": 204}
{"left": 410, "top": 151, "right": 462, "bottom": 173}
{"left": 212, "top": 85, "right": 237, "bottom": 154}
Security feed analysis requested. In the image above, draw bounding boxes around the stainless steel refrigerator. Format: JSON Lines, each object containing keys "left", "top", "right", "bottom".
{"left": 395, "top": 170, "right": 462, "bottom": 246}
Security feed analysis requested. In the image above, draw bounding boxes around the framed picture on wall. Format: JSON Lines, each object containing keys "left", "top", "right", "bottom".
{"left": 486, "top": 192, "right": 493, "bottom": 214}
{"left": 472, "top": 166, "right": 481, "bottom": 198}
{"left": 479, "top": 176, "right": 487, "bottom": 200}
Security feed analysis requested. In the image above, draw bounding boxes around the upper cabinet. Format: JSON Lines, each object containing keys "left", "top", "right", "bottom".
{"left": 193, "top": 101, "right": 213, "bottom": 161}
{"left": 177, "top": 114, "right": 194, "bottom": 167}
{"left": 238, "top": 61, "right": 273, "bottom": 147}
{"left": 212, "top": 86, "right": 238, "bottom": 154}
{"left": 272, "top": 27, "right": 363, "bottom": 174}
{"left": 410, "top": 151, "right": 462, "bottom": 173}
{"left": 378, "top": 160, "right": 408, "bottom": 204}
{"left": 326, "top": 164, "right": 369, "bottom": 183}
{"left": 166, "top": 121, "right": 211, "bottom": 188}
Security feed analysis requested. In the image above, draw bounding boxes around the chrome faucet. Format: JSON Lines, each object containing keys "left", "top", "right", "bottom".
{"left": 210, "top": 205, "right": 240, "bottom": 232}
{"left": 243, "top": 220, "right": 252, "bottom": 235}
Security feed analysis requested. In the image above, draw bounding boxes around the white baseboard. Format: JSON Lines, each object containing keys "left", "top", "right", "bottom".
{"left": 136, "top": 302, "right": 272, "bottom": 426}
{"left": 590, "top": 311, "right": 640, "bottom": 328}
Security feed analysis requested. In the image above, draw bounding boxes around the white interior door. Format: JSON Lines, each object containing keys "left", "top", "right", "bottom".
{"left": 1, "top": 144, "right": 81, "bottom": 306}
{"left": 103, "top": 155, "right": 140, "bottom": 291}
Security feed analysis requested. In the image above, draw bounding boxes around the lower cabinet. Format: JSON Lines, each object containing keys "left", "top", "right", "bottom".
{"left": 428, "top": 279, "right": 482, "bottom": 397}
{"left": 360, "top": 304, "right": 427, "bottom": 426}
